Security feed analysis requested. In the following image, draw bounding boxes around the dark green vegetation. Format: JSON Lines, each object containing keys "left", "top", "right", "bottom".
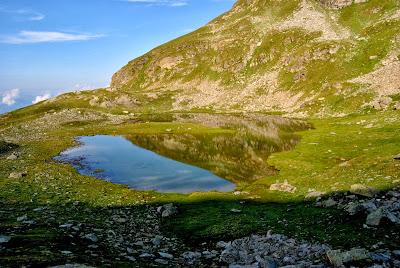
{"left": 0, "top": 141, "right": 18, "bottom": 155}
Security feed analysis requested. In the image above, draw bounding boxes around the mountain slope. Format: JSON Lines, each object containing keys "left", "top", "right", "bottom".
{"left": 100, "top": 0, "right": 399, "bottom": 117}
{"left": 7, "top": 0, "right": 400, "bottom": 118}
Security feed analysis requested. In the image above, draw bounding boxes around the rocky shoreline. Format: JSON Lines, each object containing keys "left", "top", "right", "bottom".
{"left": 2, "top": 187, "right": 400, "bottom": 268}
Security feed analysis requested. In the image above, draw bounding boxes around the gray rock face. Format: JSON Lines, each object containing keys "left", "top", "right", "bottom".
{"left": 318, "top": 0, "right": 357, "bottom": 9}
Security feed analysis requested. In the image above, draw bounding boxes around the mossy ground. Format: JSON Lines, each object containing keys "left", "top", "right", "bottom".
{"left": 1, "top": 106, "right": 400, "bottom": 265}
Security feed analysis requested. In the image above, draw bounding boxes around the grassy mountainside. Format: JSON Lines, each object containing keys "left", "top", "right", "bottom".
{"left": 105, "top": 0, "right": 400, "bottom": 116}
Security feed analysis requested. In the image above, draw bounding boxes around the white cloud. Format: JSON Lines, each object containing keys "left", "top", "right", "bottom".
{"left": 0, "top": 31, "right": 105, "bottom": 44}
{"left": 1, "top": 89, "right": 20, "bottom": 106}
{"left": 32, "top": 93, "right": 51, "bottom": 104}
{"left": 124, "top": 0, "right": 188, "bottom": 7}
{"left": 0, "top": 8, "right": 45, "bottom": 21}
{"left": 16, "top": 9, "right": 45, "bottom": 21}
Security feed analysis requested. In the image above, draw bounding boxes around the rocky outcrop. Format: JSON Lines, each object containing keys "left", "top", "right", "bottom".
{"left": 318, "top": 0, "right": 354, "bottom": 9}
{"left": 316, "top": 187, "right": 400, "bottom": 228}
{"left": 219, "top": 232, "right": 330, "bottom": 267}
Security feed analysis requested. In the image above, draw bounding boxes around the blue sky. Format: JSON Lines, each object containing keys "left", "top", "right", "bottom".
{"left": 0, "top": 0, "right": 234, "bottom": 113}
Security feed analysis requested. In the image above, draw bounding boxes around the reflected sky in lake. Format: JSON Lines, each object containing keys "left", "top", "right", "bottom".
{"left": 55, "top": 135, "right": 235, "bottom": 193}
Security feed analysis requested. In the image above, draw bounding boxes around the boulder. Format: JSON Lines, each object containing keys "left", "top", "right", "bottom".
{"left": 9, "top": 172, "right": 27, "bottom": 179}
{"left": 157, "top": 203, "right": 178, "bottom": 218}
{"left": 158, "top": 252, "right": 173, "bottom": 259}
{"left": 370, "top": 97, "right": 392, "bottom": 110}
{"left": 84, "top": 233, "right": 98, "bottom": 243}
{"left": 305, "top": 191, "right": 325, "bottom": 200}
{"left": 394, "top": 154, "right": 400, "bottom": 160}
{"left": 322, "top": 198, "right": 337, "bottom": 208}
{"left": 350, "top": 184, "right": 378, "bottom": 197}
{"left": 269, "top": 180, "right": 297, "bottom": 193}
{"left": 366, "top": 208, "right": 385, "bottom": 226}
{"left": 327, "top": 248, "right": 370, "bottom": 267}
{"left": 366, "top": 208, "right": 400, "bottom": 226}
{"left": 6, "top": 153, "right": 18, "bottom": 160}
{"left": 182, "top": 251, "right": 201, "bottom": 265}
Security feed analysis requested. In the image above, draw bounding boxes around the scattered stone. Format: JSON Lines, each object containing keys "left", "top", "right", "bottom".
{"left": 327, "top": 248, "right": 370, "bottom": 267}
{"left": 84, "top": 233, "right": 98, "bottom": 243}
{"left": 17, "top": 215, "right": 28, "bottom": 222}
{"left": 216, "top": 241, "right": 230, "bottom": 248}
{"left": 49, "top": 264, "right": 95, "bottom": 268}
{"left": 230, "top": 208, "right": 242, "bottom": 213}
{"left": 202, "top": 250, "right": 217, "bottom": 259}
{"left": 393, "top": 102, "right": 400, "bottom": 110}
{"left": 125, "top": 256, "right": 136, "bottom": 262}
{"left": 133, "top": 241, "right": 144, "bottom": 247}
{"left": 350, "top": 184, "right": 378, "bottom": 197}
{"left": 139, "top": 253, "right": 155, "bottom": 258}
{"left": 33, "top": 207, "right": 46, "bottom": 212}
{"left": 154, "top": 258, "right": 168, "bottom": 265}
{"left": 6, "top": 153, "right": 18, "bottom": 160}
{"left": 394, "top": 154, "right": 400, "bottom": 160}
{"left": 182, "top": 251, "right": 202, "bottom": 265}
{"left": 220, "top": 232, "right": 329, "bottom": 267}
{"left": 269, "top": 180, "right": 297, "bottom": 193}
{"left": 9, "top": 172, "right": 26, "bottom": 179}
{"left": 59, "top": 223, "right": 73, "bottom": 229}
{"left": 0, "top": 235, "right": 11, "bottom": 244}
{"left": 393, "top": 250, "right": 400, "bottom": 258}
{"left": 371, "top": 252, "right": 391, "bottom": 263}
{"left": 152, "top": 235, "right": 163, "bottom": 246}
{"left": 111, "top": 215, "right": 127, "bottom": 223}
{"left": 158, "top": 252, "right": 173, "bottom": 259}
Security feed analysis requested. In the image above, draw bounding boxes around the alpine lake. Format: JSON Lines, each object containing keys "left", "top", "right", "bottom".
{"left": 55, "top": 113, "right": 311, "bottom": 194}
